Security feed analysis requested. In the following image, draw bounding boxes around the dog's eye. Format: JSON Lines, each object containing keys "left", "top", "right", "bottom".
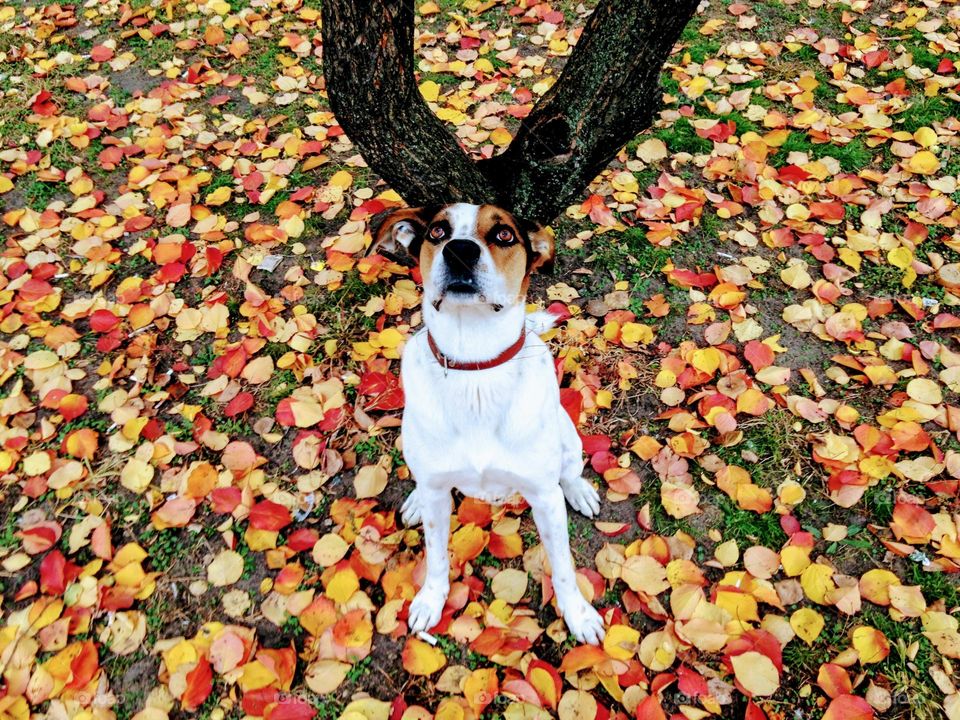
{"left": 495, "top": 227, "right": 515, "bottom": 244}
{"left": 429, "top": 225, "right": 447, "bottom": 241}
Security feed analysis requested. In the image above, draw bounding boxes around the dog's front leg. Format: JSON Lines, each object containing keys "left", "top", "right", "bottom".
{"left": 529, "top": 485, "right": 605, "bottom": 644}
{"left": 407, "top": 487, "right": 452, "bottom": 634}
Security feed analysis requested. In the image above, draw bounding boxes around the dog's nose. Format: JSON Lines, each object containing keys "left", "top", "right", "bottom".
{"left": 442, "top": 239, "right": 481, "bottom": 274}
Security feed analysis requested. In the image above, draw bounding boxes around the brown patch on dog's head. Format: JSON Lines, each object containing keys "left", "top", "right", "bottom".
{"left": 474, "top": 204, "right": 531, "bottom": 293}
{"left": 368, "top": 205, "right": 441, "bottom": 260}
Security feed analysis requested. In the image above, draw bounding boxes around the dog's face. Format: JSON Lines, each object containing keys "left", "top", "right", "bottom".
{"left": 371, "top": 203, "right": 554, "bottom": 311}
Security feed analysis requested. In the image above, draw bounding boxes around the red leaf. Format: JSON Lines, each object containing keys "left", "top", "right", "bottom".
{"left": 265, "top": 697, "right": 316, "bottom": 720}
{"left": 635, "top": 695, "right": 667, "bottom": 720}
{"left": 66, "top": 641, "right": 99, "bottom": 690}
{"left": 89, "top": 309, "right": 120, "bottom": 332}
{"left": 210, "top": 487, "right": 242, "bottom": 514}
{"left": 31, "top": 90, "right": 58, "bottom": 116}
{"left": 40, "top": 550, "right": 68, "bottom": 595}
{"left": 559, "top": 388, "right": 582, "bottom": 426}
{"left": 91, "top": 44, "right": 115, "bottom": 62}
{"left": 224, "top": 392, "right": 255, "bottom": 417}
{"left": 249, "top": 500, "right": 291, "bottom": 531}
{"left": 275, "top": 398, "right": 296, "bottom": 427}
{"left": 823, "top": 695, "right": 874, "bottom": 720}
{"left": 286, "top": 528, "right": 319, "bottom": 552}
{"left": 59, "top": 393, "right": 89, "bottom": 421}
{"left": 743, "top": 341, "right": 774, "bottom": 372}
{"left": 358, "top": 371, "right": 404, "bottom": 411}
{"left": 181, "top": 657, "right": 213, "bottom": 712}
{"left": 243, "top": 688, "right": 279, "bottom": 716}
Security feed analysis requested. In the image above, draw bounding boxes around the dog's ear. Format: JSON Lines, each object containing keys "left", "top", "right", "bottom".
{"left": 521, "top": 220, "right": 556, "bottom": 275}
{"left": 368, "top": 206, "right": 438, "bottom": 261}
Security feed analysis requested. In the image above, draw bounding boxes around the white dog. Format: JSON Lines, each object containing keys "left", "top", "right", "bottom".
{"left": 371, "top": 202, "right": 605, "bottom": 645}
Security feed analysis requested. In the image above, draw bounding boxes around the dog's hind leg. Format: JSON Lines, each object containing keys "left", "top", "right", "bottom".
{"left": 558, "top": 412, "right": 600, "bottom": 518}
{"left": 408, "top": 487, "right": 452, "bottom": 634}
{"left": 528, "top": 484, "right": 605, "bottom": 644}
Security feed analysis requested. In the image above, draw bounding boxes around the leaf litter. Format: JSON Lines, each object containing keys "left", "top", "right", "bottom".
{"left": 0, "top": 0, "right": 959, "bottom": 719}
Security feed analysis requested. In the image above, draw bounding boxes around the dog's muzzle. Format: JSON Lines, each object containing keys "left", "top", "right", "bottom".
{"left": 441, "top": 239, "right": 481, "bottom": 294}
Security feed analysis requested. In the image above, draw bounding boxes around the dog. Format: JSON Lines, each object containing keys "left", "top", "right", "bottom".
{"left": 370, "top": 202, "right": 605, "bottom": 645}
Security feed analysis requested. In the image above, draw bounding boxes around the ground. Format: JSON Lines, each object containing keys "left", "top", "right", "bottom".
{"left": 0, "top": 0, "right": 959, "bottom": 719}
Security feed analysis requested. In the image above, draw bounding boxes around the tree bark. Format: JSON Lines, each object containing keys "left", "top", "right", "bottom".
{"left": 321, "top": 0, "right": 700, "bottom": 225}
{"left": 481, "top": 0, "right": 702, "bottom": 222}
{"left": 320, "top": 0, "right": 496, "bottom": 205}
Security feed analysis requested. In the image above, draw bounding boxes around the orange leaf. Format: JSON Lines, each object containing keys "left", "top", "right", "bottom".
{"left": 558, "top": 644, "right": 607, "bottom": 673}
{"left": 463, "top": 668, "right": 498, "bottom": 716}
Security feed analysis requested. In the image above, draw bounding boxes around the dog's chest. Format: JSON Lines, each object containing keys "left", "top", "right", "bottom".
{"left": 401, "top": 334, "right": 561, "bottom": 499}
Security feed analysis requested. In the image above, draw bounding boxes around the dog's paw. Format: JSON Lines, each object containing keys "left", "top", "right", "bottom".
{"left": 561, "top": 598, "right": 605, "bottom": 645}
{"left": 408, "top": 585, "right": 448, "bottom": 634}
{"left": 561, "top": 476, "right": 601, "bottom": 518}
{"left": 400, "top": 488, "right": 423, "bottom": 526}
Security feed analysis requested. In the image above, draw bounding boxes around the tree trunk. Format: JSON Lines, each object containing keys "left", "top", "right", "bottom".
{"left": 321, "top": 0, "right": 700, "bottom": 225}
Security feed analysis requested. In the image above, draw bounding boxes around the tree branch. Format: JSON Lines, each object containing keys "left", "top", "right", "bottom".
{"left": 480, "top": 0, "right": 701, "bottom": 223}
{"left": 320, "top": 0, "right": 497, "bottom": 206}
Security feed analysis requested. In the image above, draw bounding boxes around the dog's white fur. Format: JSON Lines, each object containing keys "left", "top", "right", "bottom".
{"left": 377, "top": 203, "right": 605, "bottom": 644}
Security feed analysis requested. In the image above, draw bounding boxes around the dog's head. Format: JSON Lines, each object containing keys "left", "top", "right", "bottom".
{"left": 370, "top": 203, "right": 555, "bottom": 311}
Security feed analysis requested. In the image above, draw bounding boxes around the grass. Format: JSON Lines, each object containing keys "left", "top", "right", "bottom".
{"left": 656, "top": 117, "right": 713, "bottom": 156}
{"left": 898, "top": 95, "right": 956, "bottom": 133}
{"left": 716, "top": 495, "right": 788, "bottom": 546}
{"left": 776, "top": 132, "right": 875, "bottom": 173}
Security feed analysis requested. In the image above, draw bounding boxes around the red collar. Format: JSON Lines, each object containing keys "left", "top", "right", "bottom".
{"left": 427, "top": 329, "right": 526, "bottom": 371}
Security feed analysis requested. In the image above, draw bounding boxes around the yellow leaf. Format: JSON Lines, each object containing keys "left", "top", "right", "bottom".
{"left": 312, "top": 533, "right": 349, "bottom": 567}
{"left": 603, "top": 624, "right": 640, "bottom": 661}
{"left": 906, "top": 377, "right": 942, "bottom": 405}
{"left": 621, "top": 555, "right": 669, "bottom": 595}
{"left": 354, "top": 464, "right": 388, "bottom": 498}
{"left": 326, "top": 567, "right": 359, "bottom": 603}
{"left": 491, "top": 568, "right": 527, "bottom": 604}
{"left": 305, "top": 659, "right": 350, "bottom": 694}
{"left": 419, "top": 80, "right": 441, "bottom": 102}
{"left": 207, "top": 549, "right": 244, "bottom": 587}
{"left": 328, "top": 170, "right": 353, "bottom": 189}
{"left": 780, "top": 546, "right": 811, "bottom": 577}
{"left": 0, "top": 176, "right": 13, "bottom": 194}
{"left": 691, "top": 347, "right": 721, "bottom": 375}
{"left": 241, "top": 356, "right": 274, "bottom": 385}
{"left": 490, "top": 127, "right": 512, "bottom": 146}
{"left": 290, "top": 398, "right": 325, "bottom": 427}
{"left": 859, "top": 568, "right": 900, "bottom": 605}
{"left": 905, "top": 150, "right": 939, "bottom": 175}
{"left": 800, "top": 563, "right": 836, "bottom": 604}
{"left": 205, "top": 186, "right": 232, "bottom": 205}
{"left": 120, "top": 458, "right": 154, "bottom": 494}
{"left": 22, "top": 452, "right": 51, "bottom": 477}
{"left": 684, "top": 76, "right": 710, "bottom": 100}
{"left": 635, "top": 138, "right": 668, "bottom": 163}
{"left": 913, "top": 127, "right": 937, "bottom": 148}
{"left": 790, "top": 608, "right": 825, "bottom": 644}
{"left": 714, "top": 540, "right": 739, "bottom": 567}
{"left": 887, "top": 246, "right": 913, "bottom": 270}
{"left": 731, "top": 651, "right": 780, "bottom": 697}
{"left": 852, "top": 625, "right": 890, "bottom": 664}
{"left": 780, "top": 262, "right": 812, "bottom": 289}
